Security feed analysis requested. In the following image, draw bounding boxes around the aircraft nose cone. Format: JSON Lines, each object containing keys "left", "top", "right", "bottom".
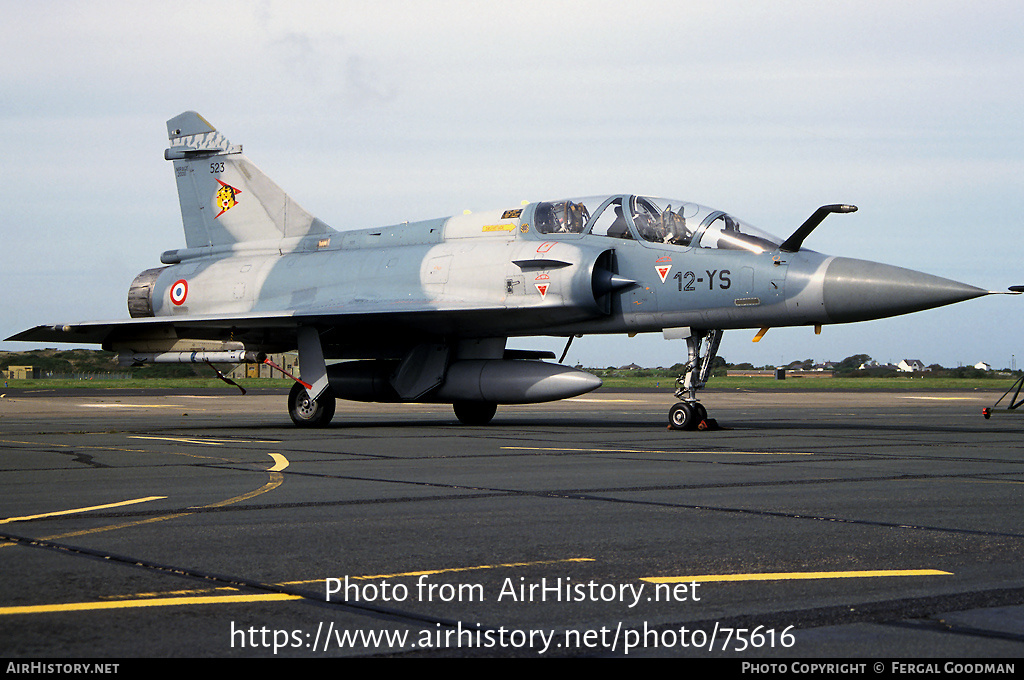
{"left": 822, "top": 257, "right": 987, "bottom": 323}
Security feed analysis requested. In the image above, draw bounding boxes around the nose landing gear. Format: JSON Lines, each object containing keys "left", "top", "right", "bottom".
{"left": 667, "top": 328, "right": 721, "bottom": 431}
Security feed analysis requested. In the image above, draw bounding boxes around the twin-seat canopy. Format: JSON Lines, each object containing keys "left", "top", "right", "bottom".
{"left": 531, "top": 195, "right": 783, "bottom": 254}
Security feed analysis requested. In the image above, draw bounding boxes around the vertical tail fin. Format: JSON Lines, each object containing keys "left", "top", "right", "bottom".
{"left": 164, "top": 111, "right": 331, "bottom": 249}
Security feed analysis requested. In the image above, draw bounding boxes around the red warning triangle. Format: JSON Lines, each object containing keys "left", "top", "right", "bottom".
{"left": 655, "top": 264, "right": 672, "bottom": 283}
{"left": 535, "top": 283, "right": 549, "bottom": 298}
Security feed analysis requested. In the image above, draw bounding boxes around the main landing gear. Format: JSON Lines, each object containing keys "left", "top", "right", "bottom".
{"left": 668, "top": 329, "right": 722, "bottom": 431}
{"left": 288, "top": 381, "right": 336, "bottom": 427}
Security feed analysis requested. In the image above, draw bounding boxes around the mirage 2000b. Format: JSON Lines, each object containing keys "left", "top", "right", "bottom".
{"left": 8, "top": 112, "right": 1017, "bottom": 429}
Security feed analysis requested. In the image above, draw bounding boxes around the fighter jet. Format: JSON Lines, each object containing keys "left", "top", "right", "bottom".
{"left": 7, "top": 112, "right": 1017, "bottom": 430}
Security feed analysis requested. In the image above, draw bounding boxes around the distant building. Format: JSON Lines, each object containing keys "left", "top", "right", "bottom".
{"left": 859, "top": 360, "right": 898, "bottom": 371}
{"left": 2, "top": 366, "right": 39, "bottom": 380}
{"left": 897, "top": 359, "right": 929, "bottom": 373}
{"left": 974, "top": 362, "right": 992, "bottom": 371}
{"left": 228, "top": 352, "right": 299, "bottom": 380}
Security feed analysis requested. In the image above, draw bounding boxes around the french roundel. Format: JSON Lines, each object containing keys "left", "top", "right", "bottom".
{"left": 170, "top": 279, "right": 188, "bottom": 305}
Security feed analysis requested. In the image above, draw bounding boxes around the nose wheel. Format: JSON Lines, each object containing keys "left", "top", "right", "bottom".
{"left": 668, "top": 401, "right": 713, "bottom": 430}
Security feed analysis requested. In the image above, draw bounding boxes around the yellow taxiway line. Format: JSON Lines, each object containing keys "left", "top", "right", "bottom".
{"left": 0, "top": 562, "right": 950, "bottom": 616}
{"left": 1, "top": 454, "right": 288, "bottom": 546}
{"left": 0, "top": 497, "right": 167, "bottom": 525}
{"left": 642, "top": 569, "right": 952, "bottom": 584}
{"left": 0, "top": 593, "right": 301, "bottom": 615}
{"left": 0, "top": 558, "right": 594, "bottom": 616}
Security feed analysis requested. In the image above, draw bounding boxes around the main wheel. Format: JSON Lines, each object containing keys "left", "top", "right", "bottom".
{"left": 453, "top": 401, "right": 497, "bottom": 425}
{"left": 288, "top": 381, "right": 336, "bottom": 427}
{"left": 668, "top": 402, "right": 697, "bottom": 430}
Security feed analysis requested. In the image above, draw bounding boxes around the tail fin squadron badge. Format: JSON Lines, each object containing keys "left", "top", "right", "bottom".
{"left": 214, "top": 179, "right": 242, "bottom": 218}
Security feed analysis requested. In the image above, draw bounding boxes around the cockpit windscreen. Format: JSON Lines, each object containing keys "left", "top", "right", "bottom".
{"left": 532, "top": 195, "right": 783, "bottom": 253}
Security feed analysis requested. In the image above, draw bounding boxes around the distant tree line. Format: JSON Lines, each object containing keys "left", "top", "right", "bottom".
{"left": 588, "top": 353, "right": 1020, "bottom": 379}
{"left": 828, "top": 354, "right": 1018, "bottom": 379}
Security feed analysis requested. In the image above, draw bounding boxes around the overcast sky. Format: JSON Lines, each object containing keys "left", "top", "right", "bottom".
{"left": 2, "top": 1, "right": 1022, "bottom": 369}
